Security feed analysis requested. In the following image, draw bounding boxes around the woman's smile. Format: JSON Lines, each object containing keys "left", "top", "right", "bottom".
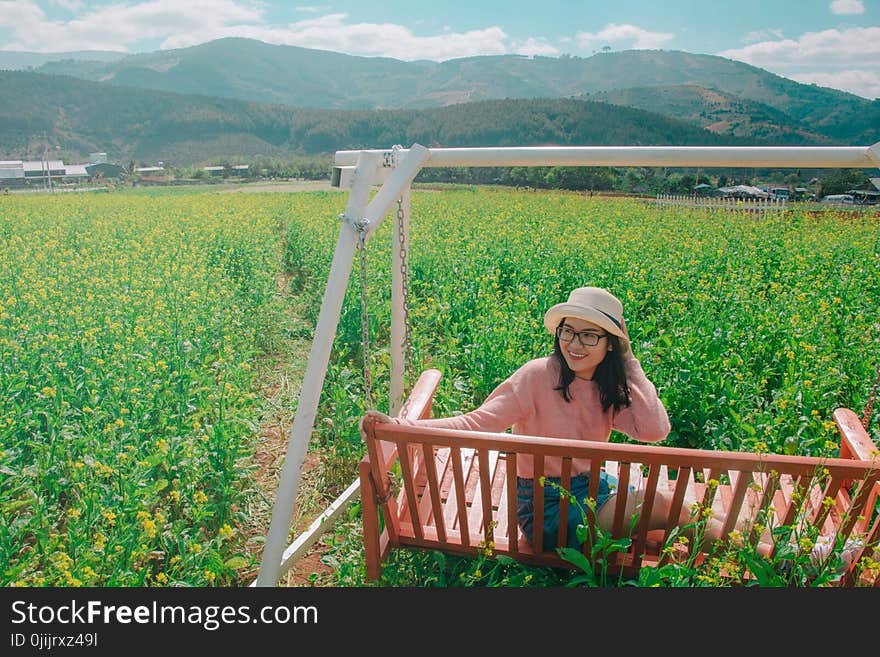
{"left": 558, "top": 317, "right": 610, "bottom": 379}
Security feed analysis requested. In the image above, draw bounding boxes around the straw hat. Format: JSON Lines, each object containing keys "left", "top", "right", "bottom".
{"left": 543, "top": 287, "right": 629, "bottom": 353}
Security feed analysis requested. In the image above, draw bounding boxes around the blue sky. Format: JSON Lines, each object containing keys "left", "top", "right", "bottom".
{"left": 1, "top": 0, "right": 878, "bottom": 98}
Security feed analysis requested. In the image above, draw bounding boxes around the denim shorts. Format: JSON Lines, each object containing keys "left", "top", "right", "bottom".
{"left": 516, "top": 471, "right": 621, "bottom": 552}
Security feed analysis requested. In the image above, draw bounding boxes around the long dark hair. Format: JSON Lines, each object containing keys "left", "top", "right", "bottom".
{"left": 552, "top": 319, "right": 631, "bottom": 412}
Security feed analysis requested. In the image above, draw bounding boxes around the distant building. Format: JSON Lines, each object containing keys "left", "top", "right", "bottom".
{"left": 203, "top": 165, "right": 225, "bottom": 177}
{"left": 820, "top": 194, "right": 854, "bottom": 205}
{"left": 86, "top": 163, "right": 125, "bottom": 180}
{"left": 718, "top": 185, "right": 771, "bottom": 199}
{"left": 134, "top": 165, "right": 170, "bottom": 183}
{"left": 844, "top": 189, "right": 880, "bottom": 205}
{"left": 62, "top": 164, "right": 89, "bottom": 182}
{"left": 89, "top": 152, "right": 108, "bottom": 164}
{"left": 23, "top": 160, "right": 65, "bottom": 179}
{"left": 769, "top": 187, "right": 790, "bottom": 200}
{"left": 0, "top": 160, "right": 25, "bottom": 187}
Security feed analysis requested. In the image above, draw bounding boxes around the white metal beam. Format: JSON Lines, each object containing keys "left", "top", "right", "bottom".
{"left": 335, "top": 145, "right": 878, "bottom": 169}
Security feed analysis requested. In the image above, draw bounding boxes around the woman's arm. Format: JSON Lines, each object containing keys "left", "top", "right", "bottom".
{"left": 611, "top": 357, "right": 670, "bottom": 443}
{"left": 363, "top": 365, "right": 529, "bottom": 435}
{"left": 404, "top": 375, "right": 526, "bottom": 433}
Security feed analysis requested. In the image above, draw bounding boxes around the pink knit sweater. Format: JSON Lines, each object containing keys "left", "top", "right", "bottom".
{"left": 404, "top": 355, "right": 670, "bottom": 479}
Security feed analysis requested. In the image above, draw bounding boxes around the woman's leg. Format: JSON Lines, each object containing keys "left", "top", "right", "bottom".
{"left": 596, "top": 485, "right": 773, "bottom": 555}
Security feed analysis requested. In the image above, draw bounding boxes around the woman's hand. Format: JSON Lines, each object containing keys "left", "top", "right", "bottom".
{"left": 358, "top": 409, "right": 399, "bottom": 440}
{"left": 619, "top": 316, "right": 634, "bottom": 360}
{"left": 365, "top": 409, "right": 397, "bottom": 424}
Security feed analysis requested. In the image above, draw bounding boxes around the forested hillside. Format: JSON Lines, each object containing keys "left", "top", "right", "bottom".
{"left": 18, "top": 38, "right": 879, "bottom": 144}
{"left": 1, "top": 70, "right": 747, "bottom": 165}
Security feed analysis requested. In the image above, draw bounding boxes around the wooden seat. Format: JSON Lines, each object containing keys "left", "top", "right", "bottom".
{"left": 359, "top": 369, "right": 880, "bottom": 585}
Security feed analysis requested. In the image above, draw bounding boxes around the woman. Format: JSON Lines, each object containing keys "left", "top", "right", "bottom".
{"left": 362, "top": 286, "right": 706, "bottom": 551}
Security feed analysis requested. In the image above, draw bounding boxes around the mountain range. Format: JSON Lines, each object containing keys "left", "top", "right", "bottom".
{"left": 2, "top": 38, "right": 878, "bottom": 165}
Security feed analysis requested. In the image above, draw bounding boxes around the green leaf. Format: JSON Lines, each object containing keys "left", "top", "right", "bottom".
{"left": 224, "top": 556, "right": 248, "bottom": 570}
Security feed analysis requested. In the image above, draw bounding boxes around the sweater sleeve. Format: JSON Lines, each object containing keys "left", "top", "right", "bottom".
{"left": 611, "top": 357, "right": 670, "bottom": 443}
{"left": 403, "top": 368, "right": 528, "bottom": 434}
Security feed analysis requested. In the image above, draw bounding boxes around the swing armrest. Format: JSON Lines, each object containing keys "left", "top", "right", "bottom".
{"left": 399, "top": 369, "right": 443, "bottom": 421}
{"left": 362, "top": 369, "right": 443, "bottom": 476}
{"left": 834, "top": 408, "right": 879, "bottom": 462}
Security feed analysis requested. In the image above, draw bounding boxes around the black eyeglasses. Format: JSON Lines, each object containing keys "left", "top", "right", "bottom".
{"left": 556, "top": 326, "right": 607, "bottom": 347}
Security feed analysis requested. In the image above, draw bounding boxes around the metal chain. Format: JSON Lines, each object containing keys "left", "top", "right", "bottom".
{"left": 861, "top": 364, "right": 880, "bottom": 431}
{"left": 357, "top": 222, "right": 372, "bottom": 410}
{"left": 396, "top": 197, "right": 414, "bottom": 413}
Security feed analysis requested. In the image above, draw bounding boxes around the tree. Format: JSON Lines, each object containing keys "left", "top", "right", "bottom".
{"left": 819, "top": 168, "right": 869, "bottom": 197}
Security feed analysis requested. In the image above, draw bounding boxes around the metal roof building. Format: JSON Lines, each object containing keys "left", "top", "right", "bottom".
{"left": 22, "top": 160, "right": 65, "bottom": 177}
{"left": 63, "top": 164, "right": 89, "bottom": 179}
{"left": 0, "top": 161, "right": 24, "bottom": 180}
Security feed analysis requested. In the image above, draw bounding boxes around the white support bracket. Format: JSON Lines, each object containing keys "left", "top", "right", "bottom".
{"left": 254, "top": 144, "right": 430, "bottom": 587}
{"left": 331, "top": 145, "right": 406, "bottom": 188}
{"left": 868, "top": 141, "right": 880, "bottom": 170}
{"left": 248, "top": 479, "right": 361, "bottom": 586}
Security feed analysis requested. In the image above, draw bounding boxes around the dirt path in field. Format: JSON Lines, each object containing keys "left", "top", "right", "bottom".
{"left": 238, "top": 272, "right": 338, "bottom": 587}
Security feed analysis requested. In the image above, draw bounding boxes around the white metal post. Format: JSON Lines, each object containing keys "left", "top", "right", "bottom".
{"left": 390, "top": 186, "right": 411, "bottom": 416}
{"left": 255, "top": 151, "right": 379, "bottom": 587}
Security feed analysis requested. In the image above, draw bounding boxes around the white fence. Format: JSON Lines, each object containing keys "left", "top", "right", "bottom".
{"left": 656, "top": 194, "right": 787, "bottom": 215}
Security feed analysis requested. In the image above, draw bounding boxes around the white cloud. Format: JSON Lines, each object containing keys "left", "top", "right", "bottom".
{"left": 3, "top": 0, "right": 264, "bottom": 52}
{"left": 719, "top": 27, "right": 880, "bottom": 67}
{"left": 0, "top": 0, "right": 45, "bottom": 29}
{"left": 1, "top": 4, "right": 511, "bottom": 60}
{"left": 743, "top": 28, "right": 783, "bottom": 44}
{"left": 49, "top": 0, "right": 84, "bottom": 11}
{"left": 718, "top": 27, "right": 880, "bottom": 98}
{"left": 575, "top": 23, "right": 675, "bottom": 50}
{"left": 512, "top": 37, "right": 559, "bottom": 58}
{"left": 790, "top": 70, "right": 880, "bottom": 100}
{"left": 160, "top": 13, "right": 510, "bottom": 60}
{"left": 830, "top": 0, "right": 864, "bottom": 15}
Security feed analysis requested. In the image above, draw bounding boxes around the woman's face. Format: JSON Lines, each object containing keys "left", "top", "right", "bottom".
{"left": 557, "top": 317, "right": 611, "bottom": 380}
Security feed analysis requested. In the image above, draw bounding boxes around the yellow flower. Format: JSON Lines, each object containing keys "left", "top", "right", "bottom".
{"left": 219, "top": 524, "right": 233, "bottom": 540}
{"left": 141, "top": 518, "right": 157, "bottom": 538}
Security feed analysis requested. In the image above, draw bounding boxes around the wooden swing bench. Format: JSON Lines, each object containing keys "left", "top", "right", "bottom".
{"left": 360, "top": 369, "right": 880, "bottom": 586}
